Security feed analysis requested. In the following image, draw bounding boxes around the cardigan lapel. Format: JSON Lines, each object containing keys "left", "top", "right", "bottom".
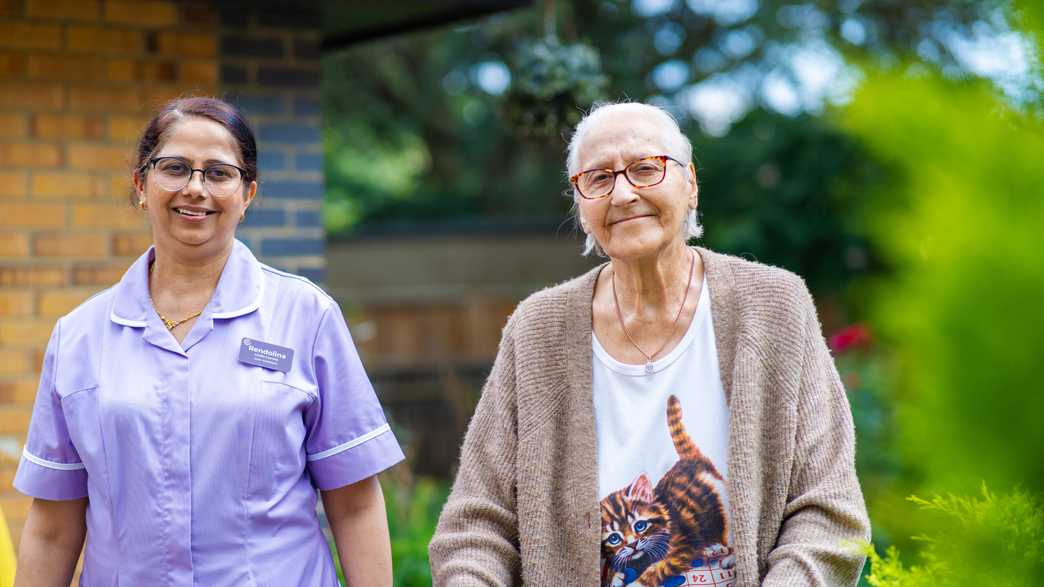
{"left": 559, "top": 247, "right": 752, "bottom": 583}
{"left": 699, "top": 248, "right": 757, "bottom": 579}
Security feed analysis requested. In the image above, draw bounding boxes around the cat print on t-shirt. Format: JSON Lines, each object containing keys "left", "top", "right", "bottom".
{"left": 599, "top": 395, "right": 736, "bottom": 587}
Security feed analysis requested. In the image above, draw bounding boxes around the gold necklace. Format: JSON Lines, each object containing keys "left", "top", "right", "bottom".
{"left": 148, "top": 262, "right": 204, "bottom": 331}
{"left": 611, "top": 249, "right": 696, "bottom": 375}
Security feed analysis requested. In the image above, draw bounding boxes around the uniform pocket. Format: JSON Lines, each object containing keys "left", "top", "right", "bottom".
{"left": 246, "top": 380, "right": 315, "bottom": 499}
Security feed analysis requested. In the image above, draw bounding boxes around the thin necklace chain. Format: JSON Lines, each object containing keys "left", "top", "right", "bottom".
{"left": 611, "top": 249, "right": 696, "bottom": 370}
{"left": 148, "top": 262, "right": 204, "bottom": 331}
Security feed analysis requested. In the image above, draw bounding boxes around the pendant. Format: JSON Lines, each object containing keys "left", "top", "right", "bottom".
{"left": 645, "top": 361, "right": 655, "bottom": 375}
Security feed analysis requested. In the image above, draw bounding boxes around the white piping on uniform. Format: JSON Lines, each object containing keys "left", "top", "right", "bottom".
{"left": 306, "top": 424, "right": 391, "bottom": 462}
{"left": 23, "top": 447, "right": 86, "bottom": 471}
{"left": 110, "top": 312, "right": 147, "bottom": 327}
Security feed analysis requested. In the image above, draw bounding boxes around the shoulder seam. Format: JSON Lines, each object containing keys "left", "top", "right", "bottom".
{"left": 260, "top": 264, "right": 333, "bottom": 303}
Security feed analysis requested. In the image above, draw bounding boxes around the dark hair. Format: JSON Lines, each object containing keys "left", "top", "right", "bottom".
{"left": 132, "top": 96, "right": 258, "bottom": 205}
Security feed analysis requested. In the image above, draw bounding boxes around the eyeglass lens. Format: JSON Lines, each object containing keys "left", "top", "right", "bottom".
{"left": 152, "top": 158, "right": 243, "bottom": 196}
{"left": 577, "top": 157, "right": 667, "bottom": 198}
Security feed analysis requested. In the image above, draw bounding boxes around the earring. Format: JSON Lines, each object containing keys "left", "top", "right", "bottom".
{"left": 137, "top": 199, "right": 146, "bottom": 210}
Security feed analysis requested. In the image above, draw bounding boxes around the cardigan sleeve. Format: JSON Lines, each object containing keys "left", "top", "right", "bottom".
{"left": 762, "top": 289, "right": 871, "bottom": 586}
{"left": 429, "top": 316, "right": 521, "bottom": 586}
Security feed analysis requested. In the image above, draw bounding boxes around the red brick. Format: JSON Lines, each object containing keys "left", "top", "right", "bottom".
{"left": 106, "top": 59, "right": 135, "bottom": 82}
{"left": 0, "top": 233, "right": 30, "bottom": 256}
{"left": 0, "top": 319, "right": 54, "bottom": 348}
{"left": 0, "top": 23, "right": 62, "bottom": 50}
{"left": 66, "top": 25, "right": 141, "bottom": 53}
{"left": 0, "top": 291, "right": 34, "bottom": 316}
{"left": 68, "top": 144, "right": 132, "bottom": 172}
{"left": 111, "top": 231, "right": 152, "bottom": 256}
{"left": 32, "top": 114, "right": 105, "bottom": 140}
{"left": 72, "top": 263, "right": 127, "bottom": 285}
{"left": 0, "top": 0, "right": 20, "bottom": 17}
{"left": 0, "top": 84, "right": 64, "bottom": 110}
{"left": 112, "top": 174, "right": 135, "bottom": 202}
{"left": 38, "top": 289, "right": 94, "bottom": 317}
{"left": 0, "top": 266, "right": 67, "bottom": 286}
{"left": 31, "top": 172, "right": 110, "bottom": 199}
{"left": 0, "top": 202, "right": 66, "bottom": 227}
{"left": 0, "top": 53, "right": 25, "bottom": 77}
{"left": 26, "top": 54, "right": 108, "bottom": 81}
{"left": 104, "top": 1, "right": 179, "bottom": 27}
{"left": 0, "top": 379, "right": 41, "bottom": 405}
{"left": 34, "top": 232, "right": 108, "bottom": 257}
{"left": 27, "top": 0, "right": 101, "bottom": 20}
{"left": 71, "top": 203, "right": 143, "bottom": 229}
{"left": 108, "top": 115, "right": 148, "bottom": 141}
{"left": 0, "top": 469, "right": 17, "bottom": 494}
{"left": 136, "top": 60, "right": 178, "bottom": 82}
{"left": 67, "top": 85, "right": 143, "bottom": 113}
{"left": 0, "top": 143, "right": 62, "bottom": 167}
{"left": 0, "top": 170, "right": 27, "bottom": 198}
{"left": 180, "top": 61, "right": 217, "bottom": 85}
{"left": 0, "top": 496, "right": 32, "bottom": 527}
{"left": 156, "top": 32, "right": 216, "bottom": 58}
{"left": 0, "top": 351, "right": 30, "bottom": 377}
{"left": 180, "top": 3, "right": 218, "bottom": 26}
{"left": 0, "top": 113, "right": 27, "bottom": 139}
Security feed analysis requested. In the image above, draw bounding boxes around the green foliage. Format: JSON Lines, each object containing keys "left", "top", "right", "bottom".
{"left": 385, "top": 477, "right": 449, "bottom": 587}
{"left": 840, "top": 66, "right": 1044, "bottom": 494}
{"left": 503, "top": 37, "right": 608, "bottom": 138}
{"left": 322, "top": 0, "right": 1002, "bottom": 238}
{"left": 836, "top": 351, "right": 904, "bottom": 500}
{"left": 691, "top": 108, "right": 883, "bottom": 294}
{"left": 322, "top": 17, "right": 572, "bottom": 234}
{"left": 863, "top": 486, "right": 1044, "bottom": 586}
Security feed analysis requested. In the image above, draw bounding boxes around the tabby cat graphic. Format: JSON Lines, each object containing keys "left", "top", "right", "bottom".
{"left": 599, "top": 395, "right": 730, "bottom": 587}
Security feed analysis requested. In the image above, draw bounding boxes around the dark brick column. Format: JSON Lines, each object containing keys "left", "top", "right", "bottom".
{"left": 219, "top": 3, "right": 325, "bottom": 283}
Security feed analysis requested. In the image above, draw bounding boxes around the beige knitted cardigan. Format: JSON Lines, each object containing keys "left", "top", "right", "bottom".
{"left": 429, "top": 247, "right": 870, "bottom": 586}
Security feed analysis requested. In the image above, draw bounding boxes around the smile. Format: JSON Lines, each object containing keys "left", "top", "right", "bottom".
{"left": 609, "top": 214, "right": 654, "bottom": 226}
{"left": 173, "top": 208, "right": 216, "bottom": 217}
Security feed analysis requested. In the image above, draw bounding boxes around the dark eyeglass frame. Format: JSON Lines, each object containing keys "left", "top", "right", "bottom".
{"left": 570, "top": 154, "right": 686, "bottom": 200}
{"left": 141, "top": 156, "right": 249, "bottom": 196}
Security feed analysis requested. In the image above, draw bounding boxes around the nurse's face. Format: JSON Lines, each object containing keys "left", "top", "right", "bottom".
{"left": 134, "top": 116, "right": 257, "bottom": 260}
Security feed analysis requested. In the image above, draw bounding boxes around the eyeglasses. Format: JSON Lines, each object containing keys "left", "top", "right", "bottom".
{"left": 570, "top": 155, "right": 685, "bottom": 200}
{"left": 143, "top": 157, "right": 247, "bottom": 197}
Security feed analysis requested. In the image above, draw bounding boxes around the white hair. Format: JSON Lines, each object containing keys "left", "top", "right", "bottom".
{"left": 565, "top": 101, "right": 703, "bottom": 257}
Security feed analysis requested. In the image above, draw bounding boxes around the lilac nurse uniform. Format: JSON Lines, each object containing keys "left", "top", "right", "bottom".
{"left": 14, "top": 239, "right": 405, "bottom": 586}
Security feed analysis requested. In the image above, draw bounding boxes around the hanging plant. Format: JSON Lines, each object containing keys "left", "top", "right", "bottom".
{"left": 502, "top": 2, "right": 608, "bottom": 139}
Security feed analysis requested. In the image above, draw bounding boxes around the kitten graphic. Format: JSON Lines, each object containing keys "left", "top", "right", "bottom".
{"left": 599, "top": 395, "right": 734, "bottom": 587}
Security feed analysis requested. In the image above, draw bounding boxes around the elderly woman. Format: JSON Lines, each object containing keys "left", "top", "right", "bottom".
{"left": 429, "top": 102, "right": 870, "bottom": 586}
{"left": 14, "top": 97, "right": 403, "bottom": 586}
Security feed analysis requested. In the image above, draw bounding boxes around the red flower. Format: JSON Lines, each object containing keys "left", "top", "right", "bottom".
{"left": 830, "top": 323, "right": 873, "bottom": 354}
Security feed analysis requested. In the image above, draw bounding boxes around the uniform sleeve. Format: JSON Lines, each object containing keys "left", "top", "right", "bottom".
{"left": 13, "top": 321, "right": 89, "bottom": 500}
{"left": 304, "top": 303, "right": 404, "bottom": 491}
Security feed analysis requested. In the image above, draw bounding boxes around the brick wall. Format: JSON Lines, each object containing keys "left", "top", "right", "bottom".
{"left": 0, "top": 0, "right": 325, "bottom": 547}
{"left": 221, "top": 3, "right": 325, "bottom": 282}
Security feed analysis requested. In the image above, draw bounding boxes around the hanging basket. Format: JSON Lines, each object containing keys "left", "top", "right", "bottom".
{"left": 503, "top": 36, "right": 609, "bottom": 139}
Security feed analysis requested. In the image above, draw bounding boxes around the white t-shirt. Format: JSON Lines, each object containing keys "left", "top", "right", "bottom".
{"left": 593, "top": 275, "right": 736, "bottom": 587}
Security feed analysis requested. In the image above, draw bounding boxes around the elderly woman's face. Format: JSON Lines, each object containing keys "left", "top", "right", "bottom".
{"left": 574, "top": 111, "right": 697, "bottom": 260}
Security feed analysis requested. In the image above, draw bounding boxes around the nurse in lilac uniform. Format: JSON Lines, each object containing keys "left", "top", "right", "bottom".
{"left": 13, "top": 97, "right": 404, "bottom": 586}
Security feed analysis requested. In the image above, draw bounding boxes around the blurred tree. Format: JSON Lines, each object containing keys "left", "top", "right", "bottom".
{"left": 842, "top": 69, "right": 1044, "bottom": 495}
{"left": 322, "top": 0, "right": 1028, "bottom": 291}
{"left": 837, "top": 4, "right": 1044, "bottom": 579}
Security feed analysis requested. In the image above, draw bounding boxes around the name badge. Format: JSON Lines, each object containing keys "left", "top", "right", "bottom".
{"left": 239, "top": 338, "right": 294, "bottom": 373}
